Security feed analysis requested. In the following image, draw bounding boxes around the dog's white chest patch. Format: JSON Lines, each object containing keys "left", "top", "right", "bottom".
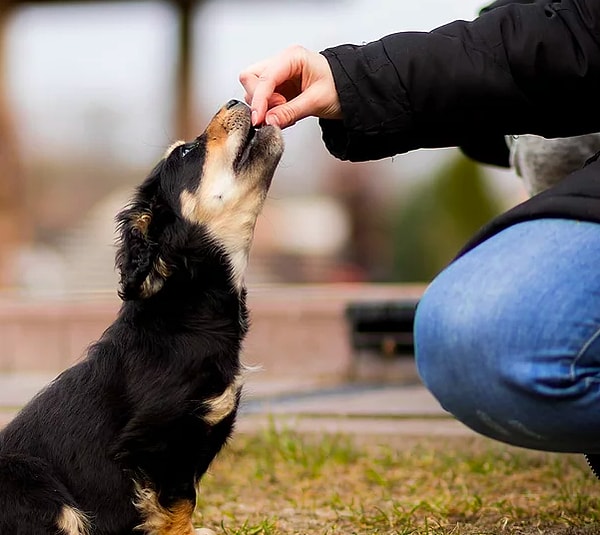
{"left": 204, "top": 169, "right": 237, "bottom": 207}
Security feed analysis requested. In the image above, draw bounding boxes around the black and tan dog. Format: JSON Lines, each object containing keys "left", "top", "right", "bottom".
{"left": 0, "top": 99, "right": 283, "bottom": 535}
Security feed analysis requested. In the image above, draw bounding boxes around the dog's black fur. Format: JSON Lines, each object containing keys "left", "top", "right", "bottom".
{"left": 0, "top": 100, "right": 283, "bottom": 534}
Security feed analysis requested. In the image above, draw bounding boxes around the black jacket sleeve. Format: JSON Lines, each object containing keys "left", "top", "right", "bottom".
{"left": 458, "top": 0, "right": 536, "bottom": 167}
{"left": 319, "top": 0, "right": 600, "bottom": 162}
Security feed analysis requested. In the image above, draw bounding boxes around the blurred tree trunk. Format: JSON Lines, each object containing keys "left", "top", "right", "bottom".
{"left": 175, "top": 0, "right": 198, "bottom": 139}
{"left": 0, "top": 6, "right": 28, "bottom": 289}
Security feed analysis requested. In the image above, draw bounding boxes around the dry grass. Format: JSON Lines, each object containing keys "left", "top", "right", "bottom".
{"left": 194, "top": 422, "right": 600, "bottom": 535}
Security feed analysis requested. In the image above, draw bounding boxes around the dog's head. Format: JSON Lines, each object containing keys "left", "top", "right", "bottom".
{"left": 116, "top": 100, "right": 283, "bottom": 300}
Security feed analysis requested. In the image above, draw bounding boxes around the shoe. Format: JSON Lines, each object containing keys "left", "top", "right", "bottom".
{"left": 584, "top": 453, "right": 600, "bottom": 479}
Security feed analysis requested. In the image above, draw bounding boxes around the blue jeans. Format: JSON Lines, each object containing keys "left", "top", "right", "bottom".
{"left": 414, "top": 218, "right": 600, "bottom": 453}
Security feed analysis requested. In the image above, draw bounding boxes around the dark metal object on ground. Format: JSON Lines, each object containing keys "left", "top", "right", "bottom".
{"left": 345, "top": 299, "right": 420, "bottom": 384}
{"left": 346, "top": 299, "right": 418, "bottom": 356}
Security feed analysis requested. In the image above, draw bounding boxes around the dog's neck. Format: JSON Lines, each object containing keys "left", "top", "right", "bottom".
{"left": 119, "top": 283, "right": 249, "bottom": 342}
{"left": 122, "top": 240, "right": 249, "bottom": 324}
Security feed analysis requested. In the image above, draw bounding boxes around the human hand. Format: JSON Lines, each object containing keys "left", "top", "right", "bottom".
{"left": 239, "top": 45, "right": 342, "bottom": 129}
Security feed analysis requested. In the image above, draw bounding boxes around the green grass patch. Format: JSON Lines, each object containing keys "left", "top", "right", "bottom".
{"left": 195, "top": 423, "right": 600, "bottom": 534}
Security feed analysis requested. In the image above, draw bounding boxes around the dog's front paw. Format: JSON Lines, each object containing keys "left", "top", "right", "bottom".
{"left": 195, "top": 529, "right": 217, "bottom": 535}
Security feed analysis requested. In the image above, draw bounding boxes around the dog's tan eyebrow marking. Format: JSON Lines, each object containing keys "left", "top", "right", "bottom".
{"left": 56, "top": 505, "right": 91, "bottom": 535}
{"left": 164, "top": 140, "right": 186, "bottom": 158}
{"left": 203, "top": 379, "right": 241, "bottom": 425}
{"left": 134, "top": 485, "right": 195, "bottom": 535}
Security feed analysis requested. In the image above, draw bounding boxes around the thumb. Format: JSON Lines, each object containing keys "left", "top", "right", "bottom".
{"left": 265, "top": 89, "right": 318, "bottom": 129}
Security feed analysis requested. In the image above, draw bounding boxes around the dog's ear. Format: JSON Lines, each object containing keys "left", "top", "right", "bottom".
{"left": 115, "top": 201, "right": 171, "bottom": 300}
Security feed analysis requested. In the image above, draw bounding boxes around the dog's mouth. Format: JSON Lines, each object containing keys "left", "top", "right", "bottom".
{"left": 202, "top": 100, "right": 283, "bottom": 180}
{"left": 234, "top": 122, "right": 281, "bottom": 174}
{"left": 235, "top": 124, "right": 258, "bottom": 169}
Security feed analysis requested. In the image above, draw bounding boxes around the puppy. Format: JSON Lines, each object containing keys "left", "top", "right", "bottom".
{"left": 0, "top": 99, "right": 283, "bottom": 535}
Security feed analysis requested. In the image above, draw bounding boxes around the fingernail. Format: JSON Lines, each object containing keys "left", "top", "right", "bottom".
{"left": 266, "top": 114, "right": 280, "bottom": 128}
{"left": 251, "top": 110, "right": 258, "bottom": 126}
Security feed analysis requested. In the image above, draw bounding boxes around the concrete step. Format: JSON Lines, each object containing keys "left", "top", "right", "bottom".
{"left": 0, "top": 373, "right": 443, "bottom": 416}
{"left": 0, "top": 372, "right": 472, "bottom": 437}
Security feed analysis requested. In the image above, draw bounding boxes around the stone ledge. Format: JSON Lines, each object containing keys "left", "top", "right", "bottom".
{"left": 0, "top": 284, "right": 425, "bottom": 380}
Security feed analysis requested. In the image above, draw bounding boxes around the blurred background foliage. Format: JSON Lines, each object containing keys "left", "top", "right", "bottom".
{"left": 389, "top": 155, "right": 502, "bottom": 282}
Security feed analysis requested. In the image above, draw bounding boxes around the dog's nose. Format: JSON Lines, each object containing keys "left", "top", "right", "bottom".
{"left": 225, "top": 99, "right": 241, "bottom": 110}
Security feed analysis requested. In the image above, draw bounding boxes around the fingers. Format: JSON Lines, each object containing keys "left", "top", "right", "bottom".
{"left": 239, "top": 45, "right": 341, "bottom": 129}
{"left": 239, "top": 57, "right": 272, "bottom": 112}
{"left": 240, "top": 46, "right": 307, "bottom": 126}
{"left": 239, "top": 67, "right": 278, "bottom": 125}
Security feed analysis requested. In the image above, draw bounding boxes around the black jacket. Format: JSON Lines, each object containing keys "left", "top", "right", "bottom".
{"left": 319, "top": 0, "right": 600, "bottom": 249}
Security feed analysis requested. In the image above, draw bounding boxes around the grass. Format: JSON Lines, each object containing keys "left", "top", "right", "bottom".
{"left": 194, "top": 421, "right": 600, "bottom": 535}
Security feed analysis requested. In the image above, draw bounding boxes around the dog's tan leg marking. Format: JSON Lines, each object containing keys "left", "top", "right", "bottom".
{"left": 134, "top": 485, "right": 195, "bottom": 535}
{"left": 203, "top": 380, "right": 240, "bottom": 425}
{"left": 56, "top": 505, "right": 90, "bottom": 535}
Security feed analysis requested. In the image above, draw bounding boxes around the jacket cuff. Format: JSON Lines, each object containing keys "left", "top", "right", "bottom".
{"left": 319, "top": 45, "right": 413, "bottom": 162}
{"left": 318, "top": 48, "right": 362, "bottom": 161}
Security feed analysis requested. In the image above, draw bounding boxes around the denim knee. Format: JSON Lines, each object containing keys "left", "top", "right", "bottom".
{"left": 413, "top": 277, "right": 543, "bottom": 445}
{"left": 413, "top": 275, "right": 490, "bottom": 417}
{"left": 414, "top": 264, "right": 600, "bottom": 415}
{"left": 413, "top": 258, "right": 600, "bottom": 451}
{"left": 413, "top": 220, "right": 600, "bottom": 452}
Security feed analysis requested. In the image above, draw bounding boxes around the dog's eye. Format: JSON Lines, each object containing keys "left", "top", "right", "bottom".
{"left": 179, "top": 143, "right": 197, "bottom": 158}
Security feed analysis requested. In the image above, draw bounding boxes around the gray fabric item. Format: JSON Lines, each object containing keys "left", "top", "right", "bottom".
{"left": 506, "top": 134, "right": 600, "bottom": 195}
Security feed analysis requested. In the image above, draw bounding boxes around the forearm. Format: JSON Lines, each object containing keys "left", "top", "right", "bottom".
{"left": 320, "top": 0, "right": 600, "bottom": 162}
